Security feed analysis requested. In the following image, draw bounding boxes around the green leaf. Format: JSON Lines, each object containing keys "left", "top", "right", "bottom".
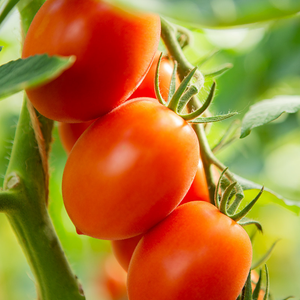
{"left": 240, "top": 96, "right": 300, "bottom": 138}
{"left": 234, "top": 174, "right": 300, "bottom": 214}
{"left": 0, "top": 0, "right": 19, "bottom": 28}
{"left": 111, "top": 0, "right": 300, "bottom": 27}
{"left": 188, "top": 112, "right": 238, "bottom": 124}
{"left": 0, "top": 54, "right": 75, "bottom": 100}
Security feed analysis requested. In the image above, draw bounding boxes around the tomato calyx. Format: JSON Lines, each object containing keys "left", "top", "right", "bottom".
{"left": 154, "top": 53, "right": 237, "bottom": 124}
{"left": 214, "top": 168, "right": 264, "bottom": 230}
{"left": 238, "top": 265, "right": 269, "bottom": 300}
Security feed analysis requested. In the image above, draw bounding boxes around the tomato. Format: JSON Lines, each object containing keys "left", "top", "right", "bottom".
{"left": 22, "top": 0, "right": 160, "bottom": 122}
{"left": 111, "top": 162, "right": 218, "bottom": 271}
{"left": 111, "top": 234, "right": 142, "bottom": 272}
{"left": 180, "top": 160, "right": 210, "bottom": 204}
{"left": 98, "top": 255, "right": 127, "bottom": 300}
{"left": 62, "top": 98, "right": 199, "bottom": 240}
{"left": 58, "top": 120, "right": 94, "bottom": 154}
{"left": 127, "top": 201, "right": 252, "bottom": 300}
{"left": 129, "top": 52, "right": 178, "bottom": 102}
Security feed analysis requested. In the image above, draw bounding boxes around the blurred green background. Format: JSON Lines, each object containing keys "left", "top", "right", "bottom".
{"left": 0, "top": 3, "right": 300, "bottom": 300}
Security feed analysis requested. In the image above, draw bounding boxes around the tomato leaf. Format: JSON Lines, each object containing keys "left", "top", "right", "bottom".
{"left": 112, "top": 0, "right": 300, "bottom": 27}
{"left": 0, "top": 0, "right": 19, "bottom": 28}
{"left": 234, "top": 174, "right": 300, "bottom": 214}
{"left": 240, "top": 96, "right": 300, "bottom": 138}
{"left": 0, "top": 54, "right": 75, "bottom": 100}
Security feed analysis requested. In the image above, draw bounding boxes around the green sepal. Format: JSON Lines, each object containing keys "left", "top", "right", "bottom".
{"left": 179, "top": 81, "right": 215, "bottom": 119}
{"left": 0, "top": 0, "right": 19, "bottom": 28}
{"left": 263, "top": 265, "right": 269, "bottom": 300}
{"left": 167, "top": 66, "right": 198, "bottom": 111}
{"left": 241, "top": 271, "right": 252, "bottom": 300}
{"left": 227, "top": 191, "right": 245, "bottom": 215}
{"left": 167, "top": 58, "right": 178, "bottom": 105}
{"left": 0, "top": 46, "right": 3, "bottom": 52}
{"left": 251, "top": 240, "right": 279, "bottom": 270}
{"left": 204, "top": 63, "right": 233, "bottom": 78}
{"left": 214, "top": 167, "right": 228, "bottom": 208}
{"left": 187, "top": 112, "right": 238, "bottom": 124}
{"left": 252, "top": 269, "right": 263, "bottom": 300}
{"left": 219, "top": 181, "right": 237, "bottom": 215}
{"left": 238, "top": 217, "right": 263, "bottom": 233}
{"left": 0, "top": 54, "right": 75, "bottom": 100}
{"left": 231, "top": 187, "right": 264, "bottom": 221}
{"left": 176, "top": 85, "right": 199, "bottom": 113}
{"left": 154, "top": 52, "right": 167, "bottom": 106}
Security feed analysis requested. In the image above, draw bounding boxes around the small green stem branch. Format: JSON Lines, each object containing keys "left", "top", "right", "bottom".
{"left": 160, "top": 17, "right": 239, "bottom": 204}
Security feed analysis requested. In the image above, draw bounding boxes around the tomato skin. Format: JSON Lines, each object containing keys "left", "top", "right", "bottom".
{"left": 58, "top": 120, "right": 94, "bottom": 154}
{"left": 22, "top": 0, "right": 160, "bottom": 122}
{"left": 111, "top": 235, "right": 142, "bottom": 272}
{"left": 127, "top": 201, "right": 252, "bottom": 300}
{"left": 62, "top": 98, "right": 199, "bottom": 240}
{"left": 129, "top": 52, "right": 177, "bottom": 102}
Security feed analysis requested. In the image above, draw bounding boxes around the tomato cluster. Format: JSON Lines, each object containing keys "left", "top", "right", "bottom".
{"left": 23, "top": 0, "right": 252, "bottom": 299}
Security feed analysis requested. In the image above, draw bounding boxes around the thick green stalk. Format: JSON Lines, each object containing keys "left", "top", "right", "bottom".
{"left": 3, "top": 100, "right": 85, "bottom": 300}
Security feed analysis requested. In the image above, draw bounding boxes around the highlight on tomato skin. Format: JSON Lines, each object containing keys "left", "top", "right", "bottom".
{"left": 62, "top": 98, "right": 200, "bottom": 240}
{"left": 127, "top": 201, "right": 252, "bottom": 300}
{"left": 22, "top": 0, "right": 161, "bottom": 122}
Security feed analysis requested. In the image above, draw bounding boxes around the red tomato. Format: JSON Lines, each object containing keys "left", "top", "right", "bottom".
{"left": 111, "top": 235, "right": 142, "bottom": 272}
{"left": 127, "top": 201, "right": 252, "bottom": 300}
{"left": 62, "top": 98, "right": 199, "bottom": 240}
{"left": 22, "top": 0, "right": 160, "bottom": 122}
{"left": 111, "top": 162, "right": 218, "bottom": 271}
{"left": 129, "top": 52, "right": 178, "bottom": 101}
{"left": 58, "top": 120, "right": 94, "bottom": 154}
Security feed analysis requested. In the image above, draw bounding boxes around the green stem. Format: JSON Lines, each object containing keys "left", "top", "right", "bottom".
{"left": 160, "top": 17, "right": 240, "bottom": 204}
{"left": 3, "top": 100, "right": 85, "bottom": 300}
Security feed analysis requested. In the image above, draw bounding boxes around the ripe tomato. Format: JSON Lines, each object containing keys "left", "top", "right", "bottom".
{"left": 58, "top": 120, "right": 94, "bottom": 154}
{"left": 22, "top": 0, "right": 160, "bottom": 122}
{"left": 62, "top": 98, "right": 199, "bottom": 240}
{"left": 127, "top": 201, "right": 252, "bottom": 300}
{"left": 180, "top": 160, "right": 210, "bottom": 204}
{"left": 111, "top": 234, "right": 142, "bottom": 272}
{"left": 129, "top": 52, "right": 178, "bottom": 101}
